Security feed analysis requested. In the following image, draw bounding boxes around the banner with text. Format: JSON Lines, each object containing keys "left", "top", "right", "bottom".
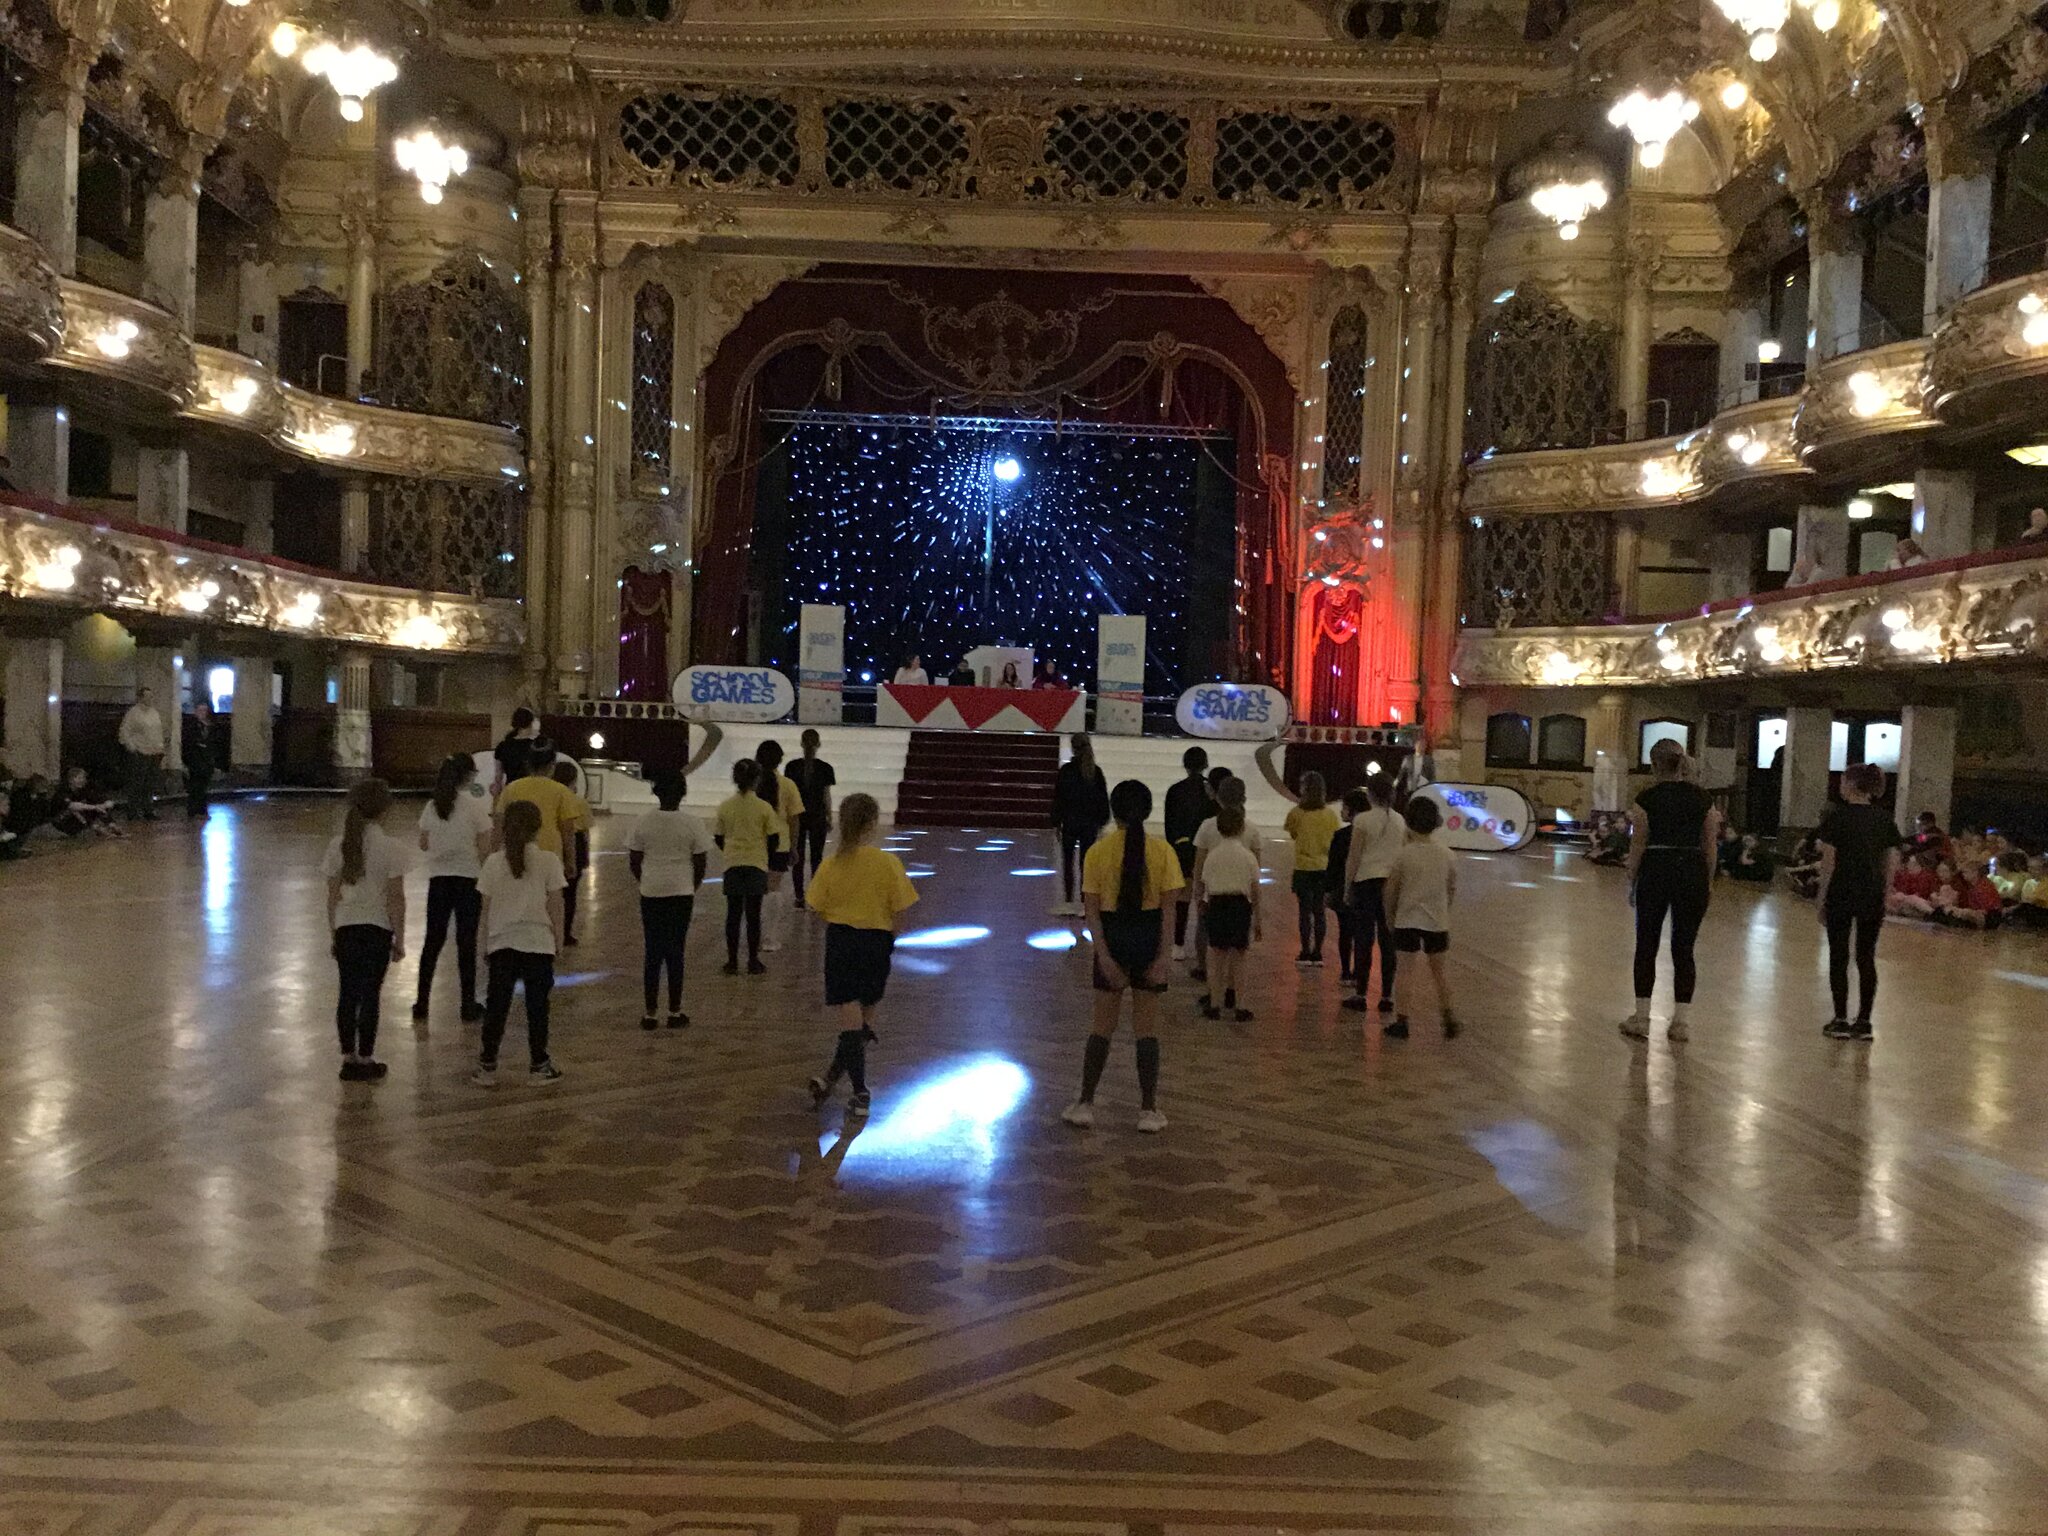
{"left": 1096, "top": 614, "right": 1146, "bottom": 736}
{"left": 797, "top": 603, "right": 846, "bottom": 725}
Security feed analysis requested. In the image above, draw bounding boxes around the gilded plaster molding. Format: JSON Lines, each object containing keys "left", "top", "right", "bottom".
{"left": 1191, "top": 273, "right": 1309, "bottom": 390}
{"left": 1925, "top": 272, "right": 2048, "bottom": 426}
{"left": 0, "top": 496, "right": 524, "bottom": 656}
{"left": 0, "top": 223, "right": 67, "bottom": 364}
{"left": 1452, "top": 547, "right": 2048, "bottom": 689}
{"left": 48, "top": 280, "right": 194, "bottom": 407}
{"left": 697, "top": 257, "right": 820, "bottom": 374}
{"left": 1793, "top": 338, "right": 1936, "bottom": 465}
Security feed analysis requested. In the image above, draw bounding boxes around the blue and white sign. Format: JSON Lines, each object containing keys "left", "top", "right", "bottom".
{"left": 1174, "top": 682, "right": 1291, "bottom": 741}
{"left": 1096, "top": 614, "right": 1146, "bottom": 736}
{"left": 1413, "top": 782, "right": 1537, "bottom": 853}
{"left": 797, "top": 603, "right": 845, "bottom": 725}
{"left": 671, "top": 665, "right": 795, "bottom": 723}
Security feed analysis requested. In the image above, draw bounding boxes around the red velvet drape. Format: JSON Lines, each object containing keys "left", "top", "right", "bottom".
{"left": 694, "top": 268, "right": 1295, "bottom": 687}
{"left": 1307, "top": 584, "right": 1363, "bottom": 726}
{"left": 618, "top": 566, "right": 671, "bottom": 700}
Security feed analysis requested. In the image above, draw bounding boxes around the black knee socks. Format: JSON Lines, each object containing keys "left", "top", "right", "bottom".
{"left": 1078, "top": 1034, "right": 1111, "bottom": 1102}
{"left": 1135, "top": 1037, "right": 1160, "bottom": 1110}
{"left": 827, "top": 1029, "right": 868, "bottom": 1094}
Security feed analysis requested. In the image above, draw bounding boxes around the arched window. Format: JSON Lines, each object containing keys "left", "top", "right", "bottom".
{"left": 1639, "top": 717, "right": 1692, "bottom": 767}
{"left": 1537, "top": 713, "right": 1587, "bottom": 770}
{"left": 1486, "top": 712, "right": 1532, "bottom": 768}
{"left": 1322, "top": 304, "right": 1370, "bottom": 504}
{"left": 630, "top": 282, "right": 677, "bottom": 485}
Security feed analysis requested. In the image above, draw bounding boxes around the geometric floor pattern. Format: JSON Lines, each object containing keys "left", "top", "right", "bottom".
{"left": 5, "top": 802, "right": 2048, "bottom": 1532}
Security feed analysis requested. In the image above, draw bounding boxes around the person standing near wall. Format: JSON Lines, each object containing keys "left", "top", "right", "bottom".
{"left": 182, "top": 698, "right": 216, "bottom": 820}
{"left": 118, "top": 685, "right": 166, "bottom": 822}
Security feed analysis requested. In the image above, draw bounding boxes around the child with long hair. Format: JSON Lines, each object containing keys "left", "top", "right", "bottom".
{"left": 1050, "top": 733, "right": 1111, "bottom": 917}
{"left": 1191, "top": 775, "right": 1262, "bottom": 1014}
{"left": 627, "top": 770, "right": 713, "bottom": 1030}
{"left": 323, "top": 778, "right": 408, "bottom": 1082}
{"left": 754, "top": 740, "right": 806, "bottom": 952}
{"left": 1283, "top": 772, "right": 1341, "bottom": 965}
{"left": 472, "top": 798, "right": 566, "bottom": 1085}
{"left": 549, "top": 760, "right": 592, "bottom": 946}
{"left": 1194, "top": 796, "right": 1261, "bottom": 1021}
{"left": 1063, "top": 779, "right": 1183, "bottom": 1133}
{"left": 802, "top": 793, "right": 918, "bottom": 1118}
{"left": 714, "top": 758, "right": 781, "bottom": 974}
{"left": 413, "top": 752, "right": 490, "bottom": 1023}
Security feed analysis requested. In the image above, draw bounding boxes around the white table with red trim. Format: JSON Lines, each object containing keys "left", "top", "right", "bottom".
{"left": 877, "top": 683, "right": 1085, "bottom": 733}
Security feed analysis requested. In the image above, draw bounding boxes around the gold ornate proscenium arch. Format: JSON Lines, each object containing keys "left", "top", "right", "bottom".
{"left": 691, "top": 268, "right": 1298, "bottom": 685}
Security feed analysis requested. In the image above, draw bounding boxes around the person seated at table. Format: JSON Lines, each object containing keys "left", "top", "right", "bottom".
{"left": 998, "top": 660, "right": 1023, "bottom": 688}
{"left": 1032, "top": 659, "right": 1065, "bottom": 689}
{"left": 892, "top": 653, "right": 929, "bottom": 687}
{"left": 947, "top": 656, "right": 977, "bottom": 687}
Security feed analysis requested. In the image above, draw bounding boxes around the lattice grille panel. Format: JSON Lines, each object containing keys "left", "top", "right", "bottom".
{"left": 631, "top": 283, "right": 676, "bottom": 481}
{"left": 1323, "top": 305, "right": 1371, "bottom": 503}
{"left": 1464, "top": 288, "right": 1616, "bottom": 456}
{"left": 826, "top": 100, "right": 969, "bottom": 192}
{"left": 375, "top": 257, "right": 527, "bottom": 427}
{"left": 1214, "top": 112, "right": 1398, "bottom": 208}
{"left": 368, "top": 481, "right": 523, "bottom": 599}
{"left": 1460, "top": 514, "right": 1611, "bottom": 628}
{"left": 1044, "top": 107, "right": 1188, "bottom": 201}
{"left": 618, "top": 93, "right": 799, "bottom": 186}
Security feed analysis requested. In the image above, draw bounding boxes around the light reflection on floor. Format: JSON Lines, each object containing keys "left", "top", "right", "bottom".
{"left": 1464, "top": 1119, "right": 1578, "bottom": 1227}
{"left": 898, "top": 924, "right": 991, "bottom": 948}
{"left": 1009, "top": 867, "right": 1057, "bottom": 876}
{"left": 1995, "top": 969, "right": 2048, "bottom": 991}
{"left": 823, "top": 1053, "right": 1029, "bottom": 1184}
{"left": 1027, "top": 928, "right": 1080, "bottom": 951}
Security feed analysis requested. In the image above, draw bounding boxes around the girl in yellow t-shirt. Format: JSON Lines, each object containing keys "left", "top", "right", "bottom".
{"left": 1063, "top": 779, "right": 1183, "bottom": 1135}
{"left": 1280, "top": 771, "right": 1341, "bottom": 966}
{"left": 802, "top": 793, "right": 918, "bottom": 1119}
{"left": 714, "top": 759, "right": 783, "bottom": 975}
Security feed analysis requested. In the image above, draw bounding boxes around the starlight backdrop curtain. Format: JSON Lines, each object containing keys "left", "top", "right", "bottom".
{"left": 695, "top": 267, "right": 1296, "bottom": 686}
{"left": 618, "top": 566, "right": 671, "bottom": 700}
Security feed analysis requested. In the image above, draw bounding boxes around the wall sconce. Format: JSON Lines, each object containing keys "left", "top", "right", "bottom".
{"left": 94, "top": 319, "right": 140, "bottom": 359}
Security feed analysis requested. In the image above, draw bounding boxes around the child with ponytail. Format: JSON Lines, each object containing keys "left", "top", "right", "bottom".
{"left": 801, "top": 793, "right": 918, "bottom": 1118}
{"left": 323, "top": 778, "right": 408, "bottom": 1082}
{"left": 472, "top": 798, "right": 567, "bottom": 1086}
{"left": 1064, "top": 779, "right": 1182, "bottom": 1134}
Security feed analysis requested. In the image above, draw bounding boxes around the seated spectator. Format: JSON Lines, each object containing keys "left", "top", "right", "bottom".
{"left": 2019, "top": 505, "right": 2048, "bottom": 543}
{"left": 947, "top": 657, "right": 977, "bottom": 687}
{"left": 2018, "top": 860, "right": 2048, "bottom": 929}
{"left": 1783, "top": 832, "right": 1822, "bottom": 899}
{"left": 1725, "top": 832, "right": 1776, "bottom": 883}
{"left": 52, "top": 766, "right": 124, "bottom": 839}
{"left": 1714, "top": 822, "right": 1742, "bottom": 879}
{"left": 0, "top": 786, "right": 21, "bottom": 861}
{"left": 1908, "top": 810, "right": 1949, "bottom": 861}
{"left": 1989, "top": 850, "right": 2029, "bottom": 909}
{"left": 1889, "top": 536, "right": 1929, "bottom": 569}
{"left": 1583, "top": 813, "right": 1630, "bottom": 866}
{"left": 1933, "top": 860, "right": 2004, "bottom": 930}
{"left": 1887, "top": 851, "right": 1939, "bottom": 917}
{"left": 3, "top": 774, "right": 55, "bottom": 841}
{"left": 1032, "top": 659, "right": 1065, "bottom": 689}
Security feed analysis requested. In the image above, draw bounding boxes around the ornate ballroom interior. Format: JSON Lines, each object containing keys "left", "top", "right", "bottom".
{"left": 5, "top": 0, "right": 2048, "bottom": 1530}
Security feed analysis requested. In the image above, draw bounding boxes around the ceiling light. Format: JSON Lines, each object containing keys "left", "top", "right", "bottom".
{"left": 270, "top": 21, "right": 304, "bottom": 55}
{"left": 1721, "top": 79, "right": 1750, "bottom": 110}
{"left": 1847, "top": 497, "right": 1875, "bottom": 519}
{"left": 1846, "top": 370, "right": 1892, "bottom": 417}
{"left": 1804, "top": 0, "right": 1840, "bottom": 30}
{"left": 301, "top": 40, "right": 398, "bottom": 123}
{"left": 1608, "top": 88, "right": 1700, "bottom": 170}
{"left": 394, "top": 126, "right": 469, "bottom": 205}
{"left": 93, "top": 319, "right": 140, "bottom": 359}
{"left": 1756, "top": 338, "right": 1782, "bottom": 363}
{"left": 1862, "top": 481, "right": 1915, "bottom": 498}
{"left": 1749, "top": 29, "right": 1781, "bottom": 59}
{"left": 2006, "top": 443, "right": 2048, "bottom": 466}
{"left": 1528, "top": 176, "right": 1609, "bottom": 240}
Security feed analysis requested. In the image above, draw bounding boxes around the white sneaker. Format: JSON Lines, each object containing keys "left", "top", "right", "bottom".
{"left": 1136, "top": 1108, "right": 1168, "bottom": 1134}
{"left": 1171, "top": 944, "right": 1189, "bottom": 963}
{"left": 1061, "top": 1100, "right": 1095, "bottom": 1128}
{"left": 469, "top": 1065, "right": 498, "bottom": 1087}
{"left": 1666, "top": 1019, "right": 1690, "bottom": 1042}
{"left": 761, "top": 936, "right": 784, "bottom": 953}
{"left": 1617, "top": 1016, "right": 1651, "bottom": 1040}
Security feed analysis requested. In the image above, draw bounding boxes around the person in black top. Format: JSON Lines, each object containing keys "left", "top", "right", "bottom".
{"left": 1814, "top": 762, "right": 1897, "bottom": 1042}
{"left": 1162, "top": 746, "right": 1212, "bottom": 960}
{"left": 182, "top": 698, "right": 217, "bottom": 819}
{"left": 947, "top": 657, "right": 978, "bottom": 687}
{"left": 1050, "top": 733, "right": 1111, "bottom": 917}
{"left": 785, "top": 727, "right": 837, "bottom": 907}
{"left": 493, "top": 708, "right": 539, "bottom": 791}
{"left": 1619, "top": 737, "right": 1722, "bottom": 1043}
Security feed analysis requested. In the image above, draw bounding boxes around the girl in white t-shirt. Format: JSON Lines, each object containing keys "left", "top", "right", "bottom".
{"left": 322, "top": 779, "right": 408, "bottom": 1083}
{"left": 473, "top": 799, "right": 567, "bottom": 1086}
{"left": 626, "top": 771, "right": 714, "bottom": 1030}
{"left": 1194, "top": 798, "right": 1262, "bottom": 1022}
{"left": 1341, "top": 774, "right": 1406, "bottom": 1018}
{"left": 1190, "top": 776, "right": 1263, "bottom": 1016}
{"left": 1382, "top": 797, "right": 1459, "bottom": 1041}
{"left": 413, "top": 753, "right": 492, "bottom": 1024}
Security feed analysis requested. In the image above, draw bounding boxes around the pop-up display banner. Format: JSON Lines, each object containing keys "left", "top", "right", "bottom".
{"left": 797, "top": 603, "right": 845, "bottom": 725}
{"left": 671, "top": 665, "right": 795, "bottom": 723}
{"left": 1174, "top": 682, "right": 1290, "bottom": 740}
{"left": 1096, "top": 614, "right": 1146, "bottom": 736}
{"left": 1412, "top": 782, "right": 1537, "bottom": 852}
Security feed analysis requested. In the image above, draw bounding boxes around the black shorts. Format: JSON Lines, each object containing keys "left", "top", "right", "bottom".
{"left": 824, "top": 924, "right": 894, "bottom": 1007}
{"left": 1394, "top": 927, "right": 1448, "bottom": 954}
{"left": 1291, "top": 869, "right": 1327, "bottom": 898}
{"left": 1093, "top": 908, "right": 1164, "bottom": 991}
{"left": 724, "top": 865, "right": 768, "bottom": 899}
{"left": 1204, "top": 893, "right": 1253, "bottom": 950}
{"left": 768, "top": 850, "right": 792, "bottom": 874}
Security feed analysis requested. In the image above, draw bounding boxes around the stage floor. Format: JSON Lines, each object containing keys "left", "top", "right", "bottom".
{"left": 5, "top": 802, "right": 2048, "bottom": 1531}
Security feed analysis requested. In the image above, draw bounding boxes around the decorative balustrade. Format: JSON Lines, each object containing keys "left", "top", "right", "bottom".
{"left": 0, "top": 494, "right": 522, "bottom": 656}
{"left": 0, "top": 223, "right": 65, "bottom": 364}
{"left": 1452, "top": 545, "right": 2048, "bottom": 688}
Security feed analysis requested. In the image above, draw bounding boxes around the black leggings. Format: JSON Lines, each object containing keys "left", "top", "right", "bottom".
{"left": 1351, "top": 878, "right": 1397, "bottom": 1000}
{"left": 1824, "top": 906, "right": 1882, "bottom": 1022}
{"left": 1633, "top": 854, "right": 1710, "bottom": 1003}
{"left": 725, "top": 868, "right": 766, "bottom": 963}
{"left": 1059, "top": 823, "right": 1101, "bottom": 903}
{"left": 792, "top": 818, "right": 828, "bottom": 905}
{"left": 416, "top": 875, "right": 481, "bottom": 1010}
{"left": 481, "top": 949, "right": 554, "bottom": 1067}
{"left": 1293, "top": 874, "right": 1327, "bottom": 955}
{"left": 334, "top": 924, "right": 392, "bottom": 1057}
{"left": 641, "top": 894, "right": 694, "bottom": 1012}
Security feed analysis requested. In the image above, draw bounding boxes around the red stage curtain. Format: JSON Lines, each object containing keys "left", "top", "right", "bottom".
{"left": 693, "top": 269, "right": 1295, "bottom": 688}
{"left": 1307, "top": 584, "right": 1363, "bottom": 726}
{"left": 618, "top": 566, "right": 671, "bottom": 700}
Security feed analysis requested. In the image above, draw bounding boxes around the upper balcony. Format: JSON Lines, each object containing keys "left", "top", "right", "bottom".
{"left": 1451, "top": 542, "right": 2048, "bottom": 690}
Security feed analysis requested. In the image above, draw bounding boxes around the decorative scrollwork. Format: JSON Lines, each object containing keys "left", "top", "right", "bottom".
{"left": 1323, "top": 304, "right": 1371, "bottom": 504}
{"left": 374, "top": 256, "right": 528, "bottom": 428}
{"left": 1464, "top": 286, "right": 1617, "bottom": 457}
{"left": 630, "top": 282, "right": 677, "bottom": 484}
{"left": 368, "top": 480, "right": 524, "bottom": 601}
{"left": 1460, "top": 513, "right": 1612, "bottom": 628}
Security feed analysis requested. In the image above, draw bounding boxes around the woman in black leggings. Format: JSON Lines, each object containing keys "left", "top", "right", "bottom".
{"left": 1814, "top": 762, "right": 1896, "bottom": 1042}
{"left": 1620, "top": 738, "right": 1721, "bottom": 1043}
{"left": 1050, "top": 733, "right": 1111, "bottom": 917}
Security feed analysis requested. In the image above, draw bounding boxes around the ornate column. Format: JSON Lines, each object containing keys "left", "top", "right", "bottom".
{"left": 1619, "top": 226, "right": 1656, "bottom": 437}
{"left": 334, "top": 648, "right": 374, "bottom": 781}
{"left": 339, "top": 164, "right": 379, "bottom": 576}
{"left": 3, "top": 635, "right": 64, "bottom": 779}
{"left": 229, "top": 656, "right": 274, "bottom": 780}
{"left": 1794, "top": 502, "right": 1849, "bottom": 581}
{"left": 519, "top": 189, "right": 557, "bottom": 701}
{"left": 1417, "top": 219, "right": 1482, "bottom": 750}
{"left": 1895, "top": 705, "right": 1956, "bottom": 836}
{"left": 1779, "top": 703, "right": 1833, "bottom": 834}
{"left": 1718, "top": 281, "right": 1765, "bottom": 407}
{"left": 590, "top": 235, "right": 635, "bottom": 698}
{"left": 1912, "top": 467, "right": 1981, "bottom": 559}
{"left": 552, "top": 193, "right": 600, "bottom": 697}
{"left": 1388, "top": 221, "right": 1448, "bottom": 728}
{"left": 137, "top": 160, "right": 201, "bottom": 534}
{"left": 12, "top": 76, "right": 82, "bottom": 275}
{"left": 1805, "top": 199, "right": 1862, "bottom": 364}
{"left": 1923, "top": 103, "right": 1993, "bottom": 326}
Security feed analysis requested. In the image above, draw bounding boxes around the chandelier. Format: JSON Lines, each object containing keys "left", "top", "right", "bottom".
{"left": 1510, "top": 137, "right": 1612, "bottom": 241}
{"left": 1608, "top": 88, "right": 1701, "bottom": 169}
{"left": 1713, "top": 0, "right": 1790, "bottom": 59}
{"left": 394, "top": 126, "right": 470, "bottom": 204}
{"left": 1529, "top": 177, "right": 1610, "bottom": 239}
{"left": 271, "top": 24, "right": 399, "bottom": 123}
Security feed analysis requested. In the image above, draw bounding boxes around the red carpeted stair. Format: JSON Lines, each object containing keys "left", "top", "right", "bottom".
{"left": 894, "top": 730, "right": 1060, "bottom": 828}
